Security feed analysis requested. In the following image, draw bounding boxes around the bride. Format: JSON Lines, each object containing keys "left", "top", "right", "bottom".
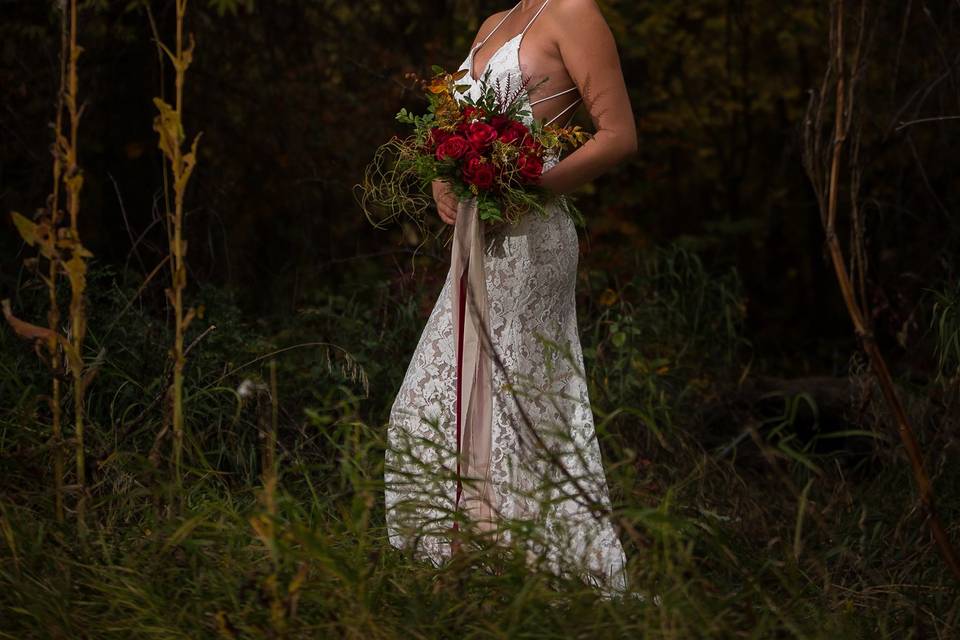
{"left": 384, "top": 0, "right": 637, "bottom": 597}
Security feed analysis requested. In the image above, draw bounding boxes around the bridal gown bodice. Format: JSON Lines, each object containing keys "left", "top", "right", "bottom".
{"left": 384, "top": 0, "right": 629, "bottom": 598}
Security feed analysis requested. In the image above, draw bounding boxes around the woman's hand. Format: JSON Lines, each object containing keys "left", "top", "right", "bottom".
{"left": 432, "top": 179, "right": 459, "bottom": 225}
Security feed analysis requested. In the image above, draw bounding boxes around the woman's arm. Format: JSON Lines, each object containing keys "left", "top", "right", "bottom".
{"left": 538, "top": 0, "right": 637, "bottom": 196}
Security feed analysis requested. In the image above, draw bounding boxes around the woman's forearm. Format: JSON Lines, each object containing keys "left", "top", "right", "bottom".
{"left": 538, "top": 127, "right": 637, "bottom": 195}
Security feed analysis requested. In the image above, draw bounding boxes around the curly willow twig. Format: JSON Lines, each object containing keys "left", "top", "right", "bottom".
{"left": 355, "top": 136, "right": 434, "bottom": 233}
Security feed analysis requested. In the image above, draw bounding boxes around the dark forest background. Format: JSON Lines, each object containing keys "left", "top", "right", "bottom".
{"left": 5, "top": 0, "right": 957, "bottom": 361}
{"left": 2, "top": 1, "right": 960, "bottom": 637}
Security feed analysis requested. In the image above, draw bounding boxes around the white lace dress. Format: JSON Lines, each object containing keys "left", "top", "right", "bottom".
{"left": 384, "top": 0, "right": 629, "bottom": 597}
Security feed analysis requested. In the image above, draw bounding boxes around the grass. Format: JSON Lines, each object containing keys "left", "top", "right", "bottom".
{"left": 0, "top": 246, "right": 958, "bottom": 638}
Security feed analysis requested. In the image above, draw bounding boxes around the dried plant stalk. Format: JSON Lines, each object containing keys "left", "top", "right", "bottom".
{"left": 2, "top": 1, "right": 75, "bottom": 524}
{"left": 153, "top": 0, "right": 201, "bottom": 492}
{"left": 61, "top": 0, "right": 92, "bottom": 537}
{"left": 47, "top": 246, "right": 64, "bottom": 528}
{"left": 48, "top": 3, "right": 69, "bottom": 525}
{"left": 802, "top": 0, "right": 960, "bottom": 579}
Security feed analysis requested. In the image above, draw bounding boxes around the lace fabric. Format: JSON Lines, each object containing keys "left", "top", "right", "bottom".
{"left": 384, "top": 2, "right": 629, "bottom": 597}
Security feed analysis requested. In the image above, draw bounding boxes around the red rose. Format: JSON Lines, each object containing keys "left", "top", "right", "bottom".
{"left": 428, "top": 127, "right": 450, "bottom": 150}
{"left": 435, "top": 135, "right": 471, "bottom": 161}
{"left": 521, "top": 135, "right": 542, "bottom": 154}
{"left": 466, "top": 122, "right": 499, "bottom": 151}
{"left": 472, "top": 164, "right": 497, "bottom": 190}
{"left": 460, "top": 148, "right": 483, "bottom": 169}
{"left": 517, "top": 153, "right": 544, "bottom": 183}
{"left": 489, "top": 115, "right": 511, "bottom": 132}
{"left": 461, "top": 152, "right": 483, "bottom": 177}
{"left": 463, "top": 105, "right": 486, "bottom": 121}
{"left": 462, "top": 154, "right": 496, "bottom": 190}
{"left": 499, "top": 121, "right": 529, "bottom": 145}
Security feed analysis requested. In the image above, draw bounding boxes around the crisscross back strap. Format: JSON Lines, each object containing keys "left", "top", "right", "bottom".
{"left": 545, "top": 96, "right": 583, "bottom": 127}
{"left": 521, "top": 0, "right": 553, "bottom": 36}
{"left": 529, "top": 85, "right": 578, "bottom": 107}
{"left": 475, "top": 3, "right": 522, "bottom": 50}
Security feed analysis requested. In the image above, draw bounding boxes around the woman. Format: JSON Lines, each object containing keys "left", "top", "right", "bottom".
{"left": 385, "top": 0, "right": 637, "bottom": 597}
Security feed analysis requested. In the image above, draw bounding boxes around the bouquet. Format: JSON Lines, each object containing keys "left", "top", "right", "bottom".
{"left": 359, "top": 66, "right": 590, "bottom": 230}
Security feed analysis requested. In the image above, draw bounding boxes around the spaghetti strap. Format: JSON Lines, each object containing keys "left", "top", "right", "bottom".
{"left": 475, "top": 3, "right": 522, "bottom": 50}
{"left": 517, "top": 0, "right": 578, "bottom": 126}
{"left": 520, "top": 0, "right": 553, "bottom": 36}
{"left": 529, "top": 85, "right": 578, "bottom": 107}
{"left": 545, "top": 96, "right": 583, "bottom": 127}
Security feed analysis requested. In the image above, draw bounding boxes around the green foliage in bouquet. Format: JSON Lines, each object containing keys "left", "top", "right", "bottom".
{"left": 359, "top": 66, "right": 590, "bottom": 231}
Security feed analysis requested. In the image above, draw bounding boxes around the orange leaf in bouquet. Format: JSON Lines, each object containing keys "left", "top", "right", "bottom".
{"left": 427, "top": 68, "right": 469, "bottom": 95}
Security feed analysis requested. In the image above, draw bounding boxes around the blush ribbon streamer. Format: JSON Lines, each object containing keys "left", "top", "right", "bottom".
{"left": 449, "top": 197, "right": 498, "bottom": 549}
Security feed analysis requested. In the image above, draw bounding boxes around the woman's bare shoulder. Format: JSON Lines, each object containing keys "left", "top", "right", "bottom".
{"left": 470, "top": 9, "right": 514, "bottom": 47}
{"left": 546, "top": 0, "right": 605, "bottom": 25}
{"left": 541, "top": 0, "right": 611, "bottom": 46}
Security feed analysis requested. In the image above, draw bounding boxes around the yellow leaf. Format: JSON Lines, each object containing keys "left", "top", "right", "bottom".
{"left": 75, "top": 243, "right": 93, "bottom": 259}
{"left": 598, "top": 288, "right": 618, "bottom": 307}
{"left": 181, "top": 35, "right": 195, "bottom": 72}
{"left": 152, "top": 97, "right": 183, "bottom": 160}
{"left": 65, "top": 172, "right": 84, "bottom": 195}
{"left": 176, "top": 133, "right": 202, "bottom": 192}
{"left": 10, "top": 212, "right": 38, "bottom": 246}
